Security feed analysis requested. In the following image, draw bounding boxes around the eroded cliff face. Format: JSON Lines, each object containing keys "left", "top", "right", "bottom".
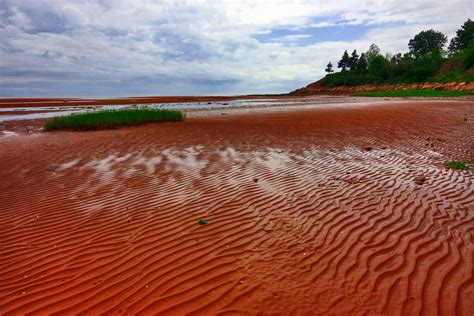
{"left": 291, "top": 81, "right": 474, "bottom": 95}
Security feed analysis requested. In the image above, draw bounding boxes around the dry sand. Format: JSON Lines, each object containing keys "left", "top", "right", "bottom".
{"left": 0, "top": 98, "right": 473, "bottom": 315}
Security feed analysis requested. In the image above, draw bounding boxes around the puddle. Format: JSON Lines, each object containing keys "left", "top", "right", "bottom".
{"left": 130, "top": 155, "right": 162, "bottom": 174}
{"left": 162, "top": 146, "right": 207, "bottom": 171}
{"left": 2, "top": 131, "right": 18, "bottom": 137}
{"left": 254, "top": 148, "right": 293, "bottom": 172}
{"left": 58, "top": 159, "right": 80, "bottom": 171}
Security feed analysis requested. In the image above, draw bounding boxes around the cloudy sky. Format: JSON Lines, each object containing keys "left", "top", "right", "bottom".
{"left": 0, "top": 0, "right": 472, "bottom": 97}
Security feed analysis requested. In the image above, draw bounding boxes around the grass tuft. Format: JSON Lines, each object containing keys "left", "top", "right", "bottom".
{"left": 198, "top": 218, "right": 208, "bottom": 225}
{"left": 353, "top": 90, "right": 473, "bottom": 97}
{"left": 443, "top": 161, "right": 473, "bottom": 170}
{"left": 44, "top": 109, "right": 184, "bottom": 131}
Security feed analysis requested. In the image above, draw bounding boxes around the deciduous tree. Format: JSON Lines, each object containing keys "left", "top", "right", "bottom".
{"left": 449, "top": 19, "right": 474, "bottom": 52}
{"left": 408, "top": 29, "right": 447, "bottom": 56}
{"left": 366, "top": 44, "right": 381, "bottom": 63}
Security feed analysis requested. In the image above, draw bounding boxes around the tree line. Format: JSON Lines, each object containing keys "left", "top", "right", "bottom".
{"left": 321, "top": 19, "right": 474, "bottom": 87}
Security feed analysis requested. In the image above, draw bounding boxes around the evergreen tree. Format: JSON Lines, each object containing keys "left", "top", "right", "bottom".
{"left": 337, "top": 50, "right": 350, "bottom": 71}
{"left": 449, "top": 19, "right": 474, "bottom": 52}
{"left": 325, "top": 62, "right": 334, "bottom": 74}
{"left": 356, "top": 53, "right": 368, "bottom": 73}
{"left": 349, "top": 50, "right": 359, "bottom": 70}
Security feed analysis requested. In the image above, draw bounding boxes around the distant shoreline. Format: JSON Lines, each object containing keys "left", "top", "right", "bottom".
{"left": 0, "top": 95, "right": 287, "bottom": 108}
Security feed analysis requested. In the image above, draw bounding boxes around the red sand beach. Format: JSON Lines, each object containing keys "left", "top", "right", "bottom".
{"left": 0, "top": 98, "right": 473, "bottom": 315}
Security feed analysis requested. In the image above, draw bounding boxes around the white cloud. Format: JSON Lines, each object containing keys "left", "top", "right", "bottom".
{"left": 309, "top": 22, "right": 337, "bottom": 28}
{"left": 0, "top": 0, "right": 472, "bottom": 97}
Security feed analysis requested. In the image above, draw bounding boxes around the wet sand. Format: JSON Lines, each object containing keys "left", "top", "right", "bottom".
{"left": 0, "top": 99, "right": 473, "bottom": 315}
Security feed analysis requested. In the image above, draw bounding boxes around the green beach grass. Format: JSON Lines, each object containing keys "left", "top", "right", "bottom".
{"left": 44, "top": 108, "right": 184, "bottom": 131}
{"left": 443, "top": 161, "right": 473, "bottom": 170}
{"left": 353, "top": 90, "right": 473, "bottom": 97}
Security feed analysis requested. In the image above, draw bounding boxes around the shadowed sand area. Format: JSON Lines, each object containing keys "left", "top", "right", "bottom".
{"left": 0, "top": 99, "right": 473, "bottom": 315}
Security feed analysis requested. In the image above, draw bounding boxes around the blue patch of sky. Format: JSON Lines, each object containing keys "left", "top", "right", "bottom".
{"left": 253, "top": 19, "right": 405, "bottom": 46}
{"left": 2, "top": 3, "right": 71, "bottom": 34}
